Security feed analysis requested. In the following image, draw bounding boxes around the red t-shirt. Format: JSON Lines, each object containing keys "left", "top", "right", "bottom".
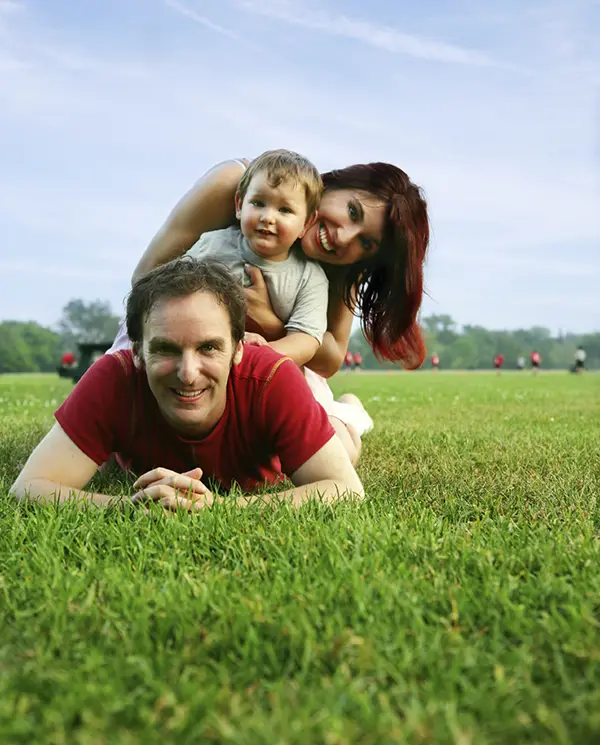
{"left": 431, "top": 355, "right": 439, "bottom": 366}
{"left": 494, "top": 354, "right": 504, "bottom": 367}
{"left": 531, "top": 352, "right": 541, "bottom": 364}
{"left": 55, "top": 346, "right": 335, "bottom": 492}
{"left": 353, "top": 352, "right": 363, "bottom": 365}
{"left": 344, "top": 351, "right": 354, "bottom": 366}
{"left": 61, "top": 352, "right": 76, "bottom": 365}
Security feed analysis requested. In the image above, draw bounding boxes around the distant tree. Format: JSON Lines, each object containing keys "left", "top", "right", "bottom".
{"left": 0, "top": 321, "right": 61, "bottom": 373}
{"left": 57, "top": 299, "right": 120, "bottom": 346}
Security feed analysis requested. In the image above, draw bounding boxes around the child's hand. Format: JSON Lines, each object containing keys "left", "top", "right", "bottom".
{"left": 243, "top": 332, "right": 269, "bottom": 347}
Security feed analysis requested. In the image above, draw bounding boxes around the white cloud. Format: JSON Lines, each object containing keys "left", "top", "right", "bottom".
{"left": 164, "top": 0, "right": 240, "bottom": 40}
{"left": 235, "top": 0, "right": 497, "bottom": 65}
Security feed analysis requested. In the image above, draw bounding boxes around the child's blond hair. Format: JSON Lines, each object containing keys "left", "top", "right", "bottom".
{"left": 237, "top": 149, "right": 323, "bottom": 216}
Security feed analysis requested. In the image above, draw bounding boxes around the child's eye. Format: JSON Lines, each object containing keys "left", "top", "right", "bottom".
{"left": 250, "top": 200, "right": 264, "bottom": 207}
{"left": 279, "top": 207, "right": 293, "bottom": 214}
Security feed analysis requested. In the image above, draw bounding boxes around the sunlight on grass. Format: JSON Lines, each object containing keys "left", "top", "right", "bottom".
{"left": 1, "top": 371, "right": 599, "bottom": 743}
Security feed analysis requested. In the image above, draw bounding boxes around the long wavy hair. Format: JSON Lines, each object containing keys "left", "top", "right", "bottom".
{"left": 322, "top": 163, "right": 430, "bottom": 369}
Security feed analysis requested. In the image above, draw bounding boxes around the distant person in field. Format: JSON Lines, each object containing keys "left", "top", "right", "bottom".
{"left": 493, "top": 354, "right": 505, "bottom": 373}
{"left": 343, "top": 350, "right": 354, "bottom": 370}
{"left": 431, "top": 353, "right": 440, "bottom": 372}
{"left": 517, "top": 355, "right": 526, "bottom": 371}
{"left": 574, "top": 345, "right": 586, "bottom": 373}
{"left": 60, "top": 351, "right": 77, "bottom": 368}
{"left": 11, "top": 259, "right": 364, "bottom": 511}
{"left": 530, "top": 350, "right": 542, "bottom": 372}
{"left": 353, "top": 351, "right": 363, "bottom": 372}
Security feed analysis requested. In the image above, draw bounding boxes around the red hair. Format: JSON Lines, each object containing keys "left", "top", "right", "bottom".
{"left": 322, "top": 163, "right": 429, "bottom": 369}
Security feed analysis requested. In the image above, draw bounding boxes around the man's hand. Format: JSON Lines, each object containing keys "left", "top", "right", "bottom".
{"left": 131, "top": 467, "right": 215, "bottom": 512}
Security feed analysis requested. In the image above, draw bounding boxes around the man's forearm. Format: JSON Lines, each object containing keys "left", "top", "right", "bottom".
{"left": 11, "top": 479, "right": 124, "bottom": 509}
{"left": 237, "top": 479, "right": 364, "bottom": 509}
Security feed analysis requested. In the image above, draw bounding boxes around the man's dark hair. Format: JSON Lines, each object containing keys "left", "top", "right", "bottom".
{"left": 126, "top": 257, "right": 246, "bottom": 345}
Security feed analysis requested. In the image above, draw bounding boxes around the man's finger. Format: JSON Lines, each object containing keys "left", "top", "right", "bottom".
{"left": 133, "top": 470, "right": 207, "bottom": 496}
{"left": 133, "top": 467, "right": 173, "bottom": 490}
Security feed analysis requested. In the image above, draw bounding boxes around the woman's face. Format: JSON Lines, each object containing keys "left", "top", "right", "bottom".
{"left": 300, "top": 188, "right": 387, "bottom": 266}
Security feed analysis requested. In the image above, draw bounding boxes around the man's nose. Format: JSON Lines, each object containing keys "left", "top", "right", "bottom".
{"left": 177, "top": 351, "right": 199, "bottom": 386}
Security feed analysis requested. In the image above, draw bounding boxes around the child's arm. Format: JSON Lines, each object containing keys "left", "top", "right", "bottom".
{"left": 269, "top": 333, "right": 320, "bottom": 367}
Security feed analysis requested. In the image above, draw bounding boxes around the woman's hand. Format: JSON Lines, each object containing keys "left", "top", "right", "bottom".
{"left": 243, "top": 331, "right": 268, "bottom": 346}
{"left": 243, "top": 265, "right": 285, "bottom": 341}
{"left": 130, "top": 467, "right": 214, "bottom": 512}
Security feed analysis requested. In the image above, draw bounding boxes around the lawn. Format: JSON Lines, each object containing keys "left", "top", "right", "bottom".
{"left": 0, "top": 370, "right": 599, "bottom": 744}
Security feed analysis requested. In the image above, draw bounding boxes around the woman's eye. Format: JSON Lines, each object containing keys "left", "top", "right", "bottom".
{"left": 361, "top": 237, "right": 377, "bottom": 254}
{"left": 348, "top": 203, "right": 358, "bottom": 222}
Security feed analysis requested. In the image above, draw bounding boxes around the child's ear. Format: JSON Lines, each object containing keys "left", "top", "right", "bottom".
{"left": 299, "top": 211, "right": 318, "bottom": 238}
{"left": 234, "top": 191, "right": 243, "bottom": 221}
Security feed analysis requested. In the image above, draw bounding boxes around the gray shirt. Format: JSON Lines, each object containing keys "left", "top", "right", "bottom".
{"left": 187, "top": 227, "right": 328, "bottom": 343}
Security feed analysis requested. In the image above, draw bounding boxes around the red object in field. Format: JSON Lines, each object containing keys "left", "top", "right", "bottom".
{"left": 353, "top": 352, "right": 363, "bottom": 366}
{"left": 531, "top": 351, "right": 541, "bottom": 364}
{"left": 494, "top": 354, "right": 504, "bottom": 368}
{"left": 61, "top": 351, "right": 76, "bottom": 366}
{"left": 431, "top": 354, "right": 439, "bottom": 367}
{"left": 344, "top": 351, "right": 354, "bottom": 367}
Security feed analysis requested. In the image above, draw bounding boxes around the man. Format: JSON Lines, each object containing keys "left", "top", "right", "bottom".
{"left": 11, "top": 258, "right": 363, "bottom": 511}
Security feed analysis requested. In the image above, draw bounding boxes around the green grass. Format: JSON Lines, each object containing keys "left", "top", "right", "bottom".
{"left": 1, "top": 370, "right": 599, "bottom": 744}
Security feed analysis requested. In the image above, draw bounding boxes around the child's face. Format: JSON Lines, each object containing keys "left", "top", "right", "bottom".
{"left": 235, "top": 171, "right": 312, "bottom": 261}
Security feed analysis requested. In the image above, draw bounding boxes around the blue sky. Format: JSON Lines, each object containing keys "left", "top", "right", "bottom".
{"left": 1, "top": 0, "right": 599, "bottom": 333}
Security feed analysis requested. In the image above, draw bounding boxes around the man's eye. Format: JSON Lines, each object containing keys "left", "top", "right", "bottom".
{"left": 200, "top": 344, "right": 216, "bottom": 353}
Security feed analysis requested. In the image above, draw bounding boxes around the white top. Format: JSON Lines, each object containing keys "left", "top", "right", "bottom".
{"left": 187, "top": 227, "right": 329, "bottom": 343}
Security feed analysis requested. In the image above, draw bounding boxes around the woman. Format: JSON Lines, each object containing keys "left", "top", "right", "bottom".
{"left": 129, "top": 158, "right": 430, "bottom": 464}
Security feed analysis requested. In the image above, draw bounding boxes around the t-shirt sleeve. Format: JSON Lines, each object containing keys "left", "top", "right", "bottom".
{"left": 284, "top": 263, "right": 329, "bottom": 344}
{"left": 54, "top": 353, "right": 128, "bottom": 465}
{"left": 259, "top": 358, "right": 335, "bottom": 476}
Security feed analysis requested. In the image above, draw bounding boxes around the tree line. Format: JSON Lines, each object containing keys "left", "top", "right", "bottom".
{"left": 0, "top": 302, "right": 597, "bottom": 373}
{"left": 350, "top": 314, "right": 600, "bottom": 370}
{"left": 0, "top": 300, "right": 120, "bottom": 374}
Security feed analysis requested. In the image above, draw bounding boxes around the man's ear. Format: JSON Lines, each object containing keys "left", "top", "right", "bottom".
{"left": 234, "top": 191, "right": 243, "bottom": 221}
{"left": 299, "top": 211, "right": 318, "bottom": 238}
{"left": 132, "top": 343, "right": 144, "bottom": 370}
{"left": 232, "top": 340, "right": 244, "bottom": 366}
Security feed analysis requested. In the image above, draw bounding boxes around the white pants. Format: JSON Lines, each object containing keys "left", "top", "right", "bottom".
{"left": 304, "top": 368, "right": 373, "bottom": 436}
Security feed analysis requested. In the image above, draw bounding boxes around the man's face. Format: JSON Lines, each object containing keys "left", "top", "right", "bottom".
{"left": 235, "top": 171, "right": 311, "bottom": 261}
{"left": 137, "top": 291, "right": 243, "bottom": 438}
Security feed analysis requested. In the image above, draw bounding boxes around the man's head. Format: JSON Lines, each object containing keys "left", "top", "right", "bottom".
{"left": 126, "top": 257, "right": 246, "bottom": 437}
{"left": 235, "top": 149, "right": 323, "bottom": 261}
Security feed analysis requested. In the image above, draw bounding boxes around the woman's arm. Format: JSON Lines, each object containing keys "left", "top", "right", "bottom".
{"left": 132, "top": 159, "right": 248, "bottom": 285}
